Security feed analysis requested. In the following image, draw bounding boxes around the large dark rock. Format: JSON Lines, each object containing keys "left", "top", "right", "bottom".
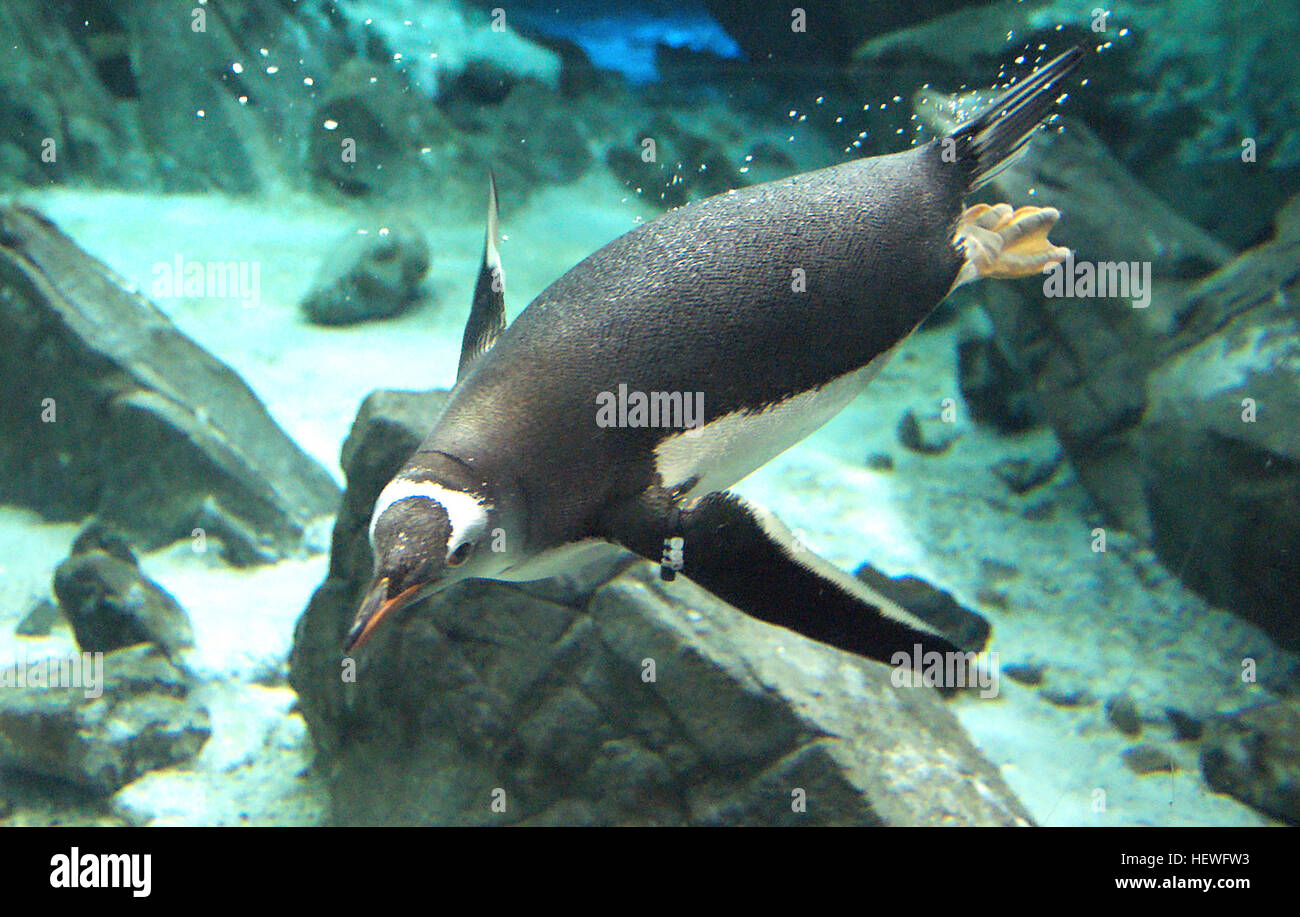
{"left": 911, "top": 78, "right": 1300, "bottom": 648}
{"left": 310, "top": 59, "right": 451, "bottom": 198}
{"left": 0, "top": 0, "right": 573, "bottom": 206}
{"left": 438, "top": 78, "right": 595, "bottom": 200}
{"left": 290, "top": 388, "right": 1031, "bottom": 826}
{"left": 1201, "top": 699, "right": 1300, "bottom": 825}
{"left": 0, "top": 205, "right": 339, "bottom": 556}
{"left": 998, "top": 179, "right": 1300, "bottom": 648}
{"left": 1132, "top": 203, "right": 1300, "bottom": 647}
{"left": 0, "top": 645, "right": 209, "bottom": 796}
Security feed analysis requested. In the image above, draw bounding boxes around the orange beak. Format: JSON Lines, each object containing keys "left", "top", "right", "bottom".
{"left": 344, "top": 577, "right": 426, "bottom": 652}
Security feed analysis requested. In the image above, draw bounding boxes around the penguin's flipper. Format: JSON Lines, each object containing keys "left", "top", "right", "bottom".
{"left": 456, "top": 172, "right": 507, "bottom": 384}
{"left": 604, "top": 490, "right": 985, "bottom": 670}
{"left": 952, "top": 202, "right": 1070, "bottom": 287}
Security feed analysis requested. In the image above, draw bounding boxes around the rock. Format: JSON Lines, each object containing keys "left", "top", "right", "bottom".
{"left": 0, "top": 0, "right": 350, "bottom": 194}
{"left": 1106, "top": 693, "right": 1142, "bottom": 737}
{"left": 858, "top": 0, "right": 1300, "bottom": 249}
{"left": 606, "top": 113, "right": 743, "bottom": 209}
{"left": 922, "top": 109, "right": 1228, "bottom": 535}
{"left": 448, "top": 80, "right": 594, "bottom": 190}
{"left": 289, "top": 387, "right": 1032, "bottom": 825}
{"left": 310, "top": 58, "right": 448, "bottom": 198}
{"left": 15, "top": 599, "right": 58, "bottom": 638}
{"left": 443, "top": 58, "right": 519, "bottom": 106}
{"left": 1002, "top": 662, "right": 1044, "bottom": 687}
{"left": 897, "top": 409, "right": 961, "bottom": 455}
{"left": 1123, "top": 745, "right": 1175, "bottom": 776}
{"left": 0, "top": 1, "right": 150, "bottom": 191}
{"left": 1021, "top": 501, "right": 1055, "bottom": 522}
{"left": 0, "top": 0, "right": 582, "bottom": 210}
{"left": 1130, "top": 212, "right": 1300, "bottom": 648}
{"left": 957, "top": 330, "right": 1039, "bottom": 434}
{"left": 335, "top": 0, "right": 561, "bottom": 100}
{"left": 0, "top": 645, "right": 210, "bottom": 796}
{"left": 190, "top": 496, "right": 279, "bottom": 568}
{"left": 313, "top": 52, "right": 587, "bottom": 202}
{"left": 0, "top": 206, "right": 339, "bottom": 556}
{"left": 1166, "top": 707, "right": 1205, "bottom": 742}
{"left": 301, "top": 217, "right": 430, "bottom": 326}
{"left": 865, "top": 452, "right": 895, "bottom": 471}
{"left": 915, "top": 75, "right": 1300, "bottom": 647}
{"left": 1040, "top": 674, "right": 1094, "bottom": 708}
{"left": 52, "top": 523, "right": 194, "bottom": 660}
{"left": 991, "top": 449, "right": 1063, "bottom": 496}
{"left": 1201, "top": 699, "right": 1300, "bottom": 825}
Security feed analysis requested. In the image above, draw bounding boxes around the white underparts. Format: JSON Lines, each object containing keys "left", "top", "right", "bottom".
{"left": 652, "top": 353, "right": 895, "bottom": 501}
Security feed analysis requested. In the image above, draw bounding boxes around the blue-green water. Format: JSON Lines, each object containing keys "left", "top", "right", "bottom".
{"left": 0, "top": 0, "right": 1296, "bottom": 829}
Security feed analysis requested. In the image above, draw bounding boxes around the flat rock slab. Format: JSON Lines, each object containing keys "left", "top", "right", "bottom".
{"left": 0, "top": 205, "right": 339, "bottom": 557}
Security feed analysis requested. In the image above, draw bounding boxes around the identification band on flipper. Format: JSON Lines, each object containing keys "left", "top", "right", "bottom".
{"left": 660, "top": 503, "right": 684, "bottom": 581}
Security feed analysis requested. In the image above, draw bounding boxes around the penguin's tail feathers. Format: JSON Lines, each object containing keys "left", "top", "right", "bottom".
{"left": 947, "top": 45, "right": 1084, "bottom": 191}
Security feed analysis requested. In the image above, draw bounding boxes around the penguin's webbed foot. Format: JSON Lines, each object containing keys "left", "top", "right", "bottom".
{"left": 952, "top": 203, "right": 1069, "bottom": 287}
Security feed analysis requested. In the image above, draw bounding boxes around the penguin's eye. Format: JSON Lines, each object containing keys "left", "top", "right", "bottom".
{"left": 447, "top": 542, "right": 474, "bottom": 567}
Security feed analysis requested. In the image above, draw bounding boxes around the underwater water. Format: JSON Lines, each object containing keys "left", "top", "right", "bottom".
{"left": 0, "top": 0, "right": 1297, "bottom": 832}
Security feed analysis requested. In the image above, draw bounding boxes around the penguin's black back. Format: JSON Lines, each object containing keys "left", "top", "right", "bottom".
{"left": 512, "top": 142, "right": 962, "bottom": 399}
{"left": 430, "top": 141, "right": 966, "bottom": 543}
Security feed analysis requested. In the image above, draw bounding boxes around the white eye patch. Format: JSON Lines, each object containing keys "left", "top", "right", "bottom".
{"left": 369, "top": 478, "right": 490, "bottom": 557}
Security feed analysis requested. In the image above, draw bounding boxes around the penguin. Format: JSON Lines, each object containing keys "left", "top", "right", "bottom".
{"left": 346, "top": 48, "right": 1085, "bottom": 672}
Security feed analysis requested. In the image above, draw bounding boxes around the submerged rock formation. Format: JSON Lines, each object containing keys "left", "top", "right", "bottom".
{"left": 1201, "top": 698, "right": 1300, "bottom": 826}
{"left": 1132, "top": 201, "right": 1300, "bottom": 647}
{"left": 300, "top": 215, "right": 431, "bottom": 326}
{"left": 53, "top": 523, "right": 195, "bottom": 661}
{"left": 852, "top": 0, "right": 1300, "bottom": 249}
{"left": 0, "top": 645, "right": 209, "bottom": 796}
{"left": 921, "top": 88, "right": 1300, "bottom": 649}
{"left": 290, "top": 388, "right": 1029, "bottom": 826}
{"left": 0, "top": 205, "right": 339, "bottom": 557}
{"left": 0, "top": 0, "right": 581, "bottom": 207}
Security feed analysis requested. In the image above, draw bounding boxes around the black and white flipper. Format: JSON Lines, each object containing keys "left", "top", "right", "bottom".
{"left": 456, "top": 172, "right": 507, "bottom": 384}
{"left": 604, "top": 490, "right": 986, "bottom": 668}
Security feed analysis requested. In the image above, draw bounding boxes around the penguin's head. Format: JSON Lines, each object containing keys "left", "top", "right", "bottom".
{"left": 345, "top": 473, "right": 500, "bottom": 651}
